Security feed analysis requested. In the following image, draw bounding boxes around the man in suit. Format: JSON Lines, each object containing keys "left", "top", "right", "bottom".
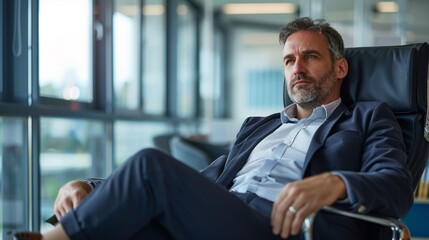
{"left": 15, "top": 17, "right": 412, "bottom": 240}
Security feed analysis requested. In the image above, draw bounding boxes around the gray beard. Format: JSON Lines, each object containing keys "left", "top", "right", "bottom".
{"left": 287, "top": 67, "right": 337, "bottom": 109}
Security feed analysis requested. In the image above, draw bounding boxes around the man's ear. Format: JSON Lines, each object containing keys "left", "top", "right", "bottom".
{"left": 336, "top": 58, "right": 348, "bottom": 79}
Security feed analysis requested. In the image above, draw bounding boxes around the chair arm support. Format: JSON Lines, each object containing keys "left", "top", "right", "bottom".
{"left": 302, "top": 206, "right": 411, "bottom": 240}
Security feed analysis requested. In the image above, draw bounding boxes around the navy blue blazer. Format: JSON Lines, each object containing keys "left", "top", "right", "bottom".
{"left": 201, "top": 101, "right": 413, "bottom": 218}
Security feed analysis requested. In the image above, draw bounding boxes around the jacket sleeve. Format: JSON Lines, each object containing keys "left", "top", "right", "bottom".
{"left": 334, "top": 102, "right": 413, "bottom": 218}
{"left": 200, "top": 155, "right": 227, "bottom": 182}
{"left": 82, "top": 177, "right": 106, "bottom": 190}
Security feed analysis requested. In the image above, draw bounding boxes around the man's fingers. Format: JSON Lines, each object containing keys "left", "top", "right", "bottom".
{"left": 279, "top": 207, "right": 297, "bottom": 238}
{"left": 55, "top": 206, "right": 68, "bottom": 220}
{"left": 272, "top": 184, "right": 313, "bottom": 238}
{"left": 290, "top": 205, "right": 308, "bottom": 235}
{"left": 54, "top": 181, "right": 91, "bottom": 216}
{"left": 54, "top": 195, "right": 76, "bottom": 219}
{"left": 271, "top": 193, "right": 294, "bottom": 235}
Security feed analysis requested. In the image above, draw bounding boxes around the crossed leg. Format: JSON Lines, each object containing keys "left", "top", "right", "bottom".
{"left": 53, "top": 148, "right": 280, "bottom": 240}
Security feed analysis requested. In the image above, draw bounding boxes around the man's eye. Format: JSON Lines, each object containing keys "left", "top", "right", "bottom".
{"left": 285, "top": 59, "right": 294, "bottom": 65}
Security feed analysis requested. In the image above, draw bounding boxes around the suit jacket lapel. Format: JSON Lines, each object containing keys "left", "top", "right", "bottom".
{"left": 217, "top": 115, "right": 282, "bottom": 186}
{"left": 301, "top": 103, "right": 350, "bottom": 176}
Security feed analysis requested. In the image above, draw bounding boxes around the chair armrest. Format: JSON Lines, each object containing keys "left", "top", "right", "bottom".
{"left": 302, "top": 206, "right": 411, "bottom": 240}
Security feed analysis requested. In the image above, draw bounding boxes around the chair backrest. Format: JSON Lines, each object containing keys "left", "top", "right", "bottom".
{"left": 170, "top": 136, "right": 213, "bottom": 170}
{"left": 153, "top": 133, "right": 177, "bottom": 155}
{"left": 284, "top": 43, "right": 429, "bottom": 189}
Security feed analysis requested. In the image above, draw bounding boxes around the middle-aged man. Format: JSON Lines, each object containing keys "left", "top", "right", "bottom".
{"left": 14, "top": 17, "right": 412, "bottom": 240}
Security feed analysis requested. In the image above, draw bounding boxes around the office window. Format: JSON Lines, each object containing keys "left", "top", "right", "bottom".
{"left": 142, "top": 0, "right": 167, "bottom": 115}
{"left": 406, "top": 0, "right": 429, "bottom": 43}
{"left": 114, "top": 121, "right": 173, "bottom": 166}
{"left": 212, "top": 28, "right": 227, "bottom": 118}
{"left": 176, "top": 1, "right": 197, "bottom": 118}
{"left": 323, "top": 0, "right": 405, "bottom": 47}
{"left": 113, "top": 0, "right": 140, "bottom": 109}
{"left": 231, "top": 28, "right": 283, "bottom": 120}
{"left": 0, "top": 3, "right": 3, "bottom": 96}
{"left": 38, "top": 0, "right": 93, "bottom": 102}
{"left": 246, "top": 69, "right": 283, "bottom": 108}
{"left": 40, "top": 118, "right": 106, "bottom": 231}
{"left": 0, "top": 117, "right": 28, "bottom": 237}
{"left": 322, "top": 0, "right": 355, "bottom": 47}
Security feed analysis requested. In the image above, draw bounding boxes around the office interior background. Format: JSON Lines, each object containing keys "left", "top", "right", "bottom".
{"left": 1, "top": 0, "right": 429, "bottom": 237}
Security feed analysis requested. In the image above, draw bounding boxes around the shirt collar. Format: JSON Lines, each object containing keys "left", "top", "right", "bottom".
{"left": 281, "top": 98, "right": 342, "bottom": 124}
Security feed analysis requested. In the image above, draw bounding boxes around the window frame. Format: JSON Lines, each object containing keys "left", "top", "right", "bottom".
{"left": 0, "top": 0, "right": 3, "bottom": 97}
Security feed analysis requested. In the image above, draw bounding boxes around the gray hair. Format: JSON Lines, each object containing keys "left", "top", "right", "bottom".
{"left": 279, "top": 17, "right": 345, "bottom": 60}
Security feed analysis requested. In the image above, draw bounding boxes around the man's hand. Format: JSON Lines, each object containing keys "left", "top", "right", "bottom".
{"left": 271, "top": 173, "right": 346, "bottom": 239}
{"left": 54, "top": 180, "right": 92, "bottom": 220}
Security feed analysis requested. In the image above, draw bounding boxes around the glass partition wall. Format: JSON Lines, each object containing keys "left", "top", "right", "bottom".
{"left": 1, "top": 118, "right": 28, "bottom": 237}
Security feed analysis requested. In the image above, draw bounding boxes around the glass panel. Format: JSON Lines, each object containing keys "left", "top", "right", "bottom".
{"left": 322, "top": 0, "right": 355, "bottom": 47}
{"left": 323, "top": 0, "right": 404, "bottom": 47}
{"left": 142, "top": 0, "right": 167, "bottom": 115}
{"left": 114, "top": 121, "right": 173, "bottom": 166}
{"left": 211, "top": 28, "right": 226, "bottom": 118}
{"left": 0, "top": 117, "right": 28, "bottom": 238}
{"left": 176, "top": 1, "right": 197, "bottom": 118}
{"left": 0, "top": 2, "right": 3, "bottom": 95}
{"left": 113, "top": 0, "right": 140, "bottom": 109}
{"left": 38, "top": 0, "right": 93, "bottom": 102}
{"left": 231, "top": 28, "right": 284, "bottom": 123}
{"left": 406, "top": 0, "right": 429, "bottom": 43}
{"left": 40, "top": 118, "right": 106, "bottom": 231}
{"left": 371, "top": 1, "right": 404, "bottom": 46}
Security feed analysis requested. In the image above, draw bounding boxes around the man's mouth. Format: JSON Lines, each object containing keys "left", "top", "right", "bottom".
{"left": 293, "top": 79, "right": 312, "bottom": 87}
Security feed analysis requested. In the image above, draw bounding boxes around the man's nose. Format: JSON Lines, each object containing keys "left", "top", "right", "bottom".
{"left": 293, "top": 58, "right": 305, "bottom": 76}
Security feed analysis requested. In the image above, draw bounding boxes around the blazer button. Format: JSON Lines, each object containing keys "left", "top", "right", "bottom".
{"left": 357, "top": 205, "right": 367, "bottom": 213}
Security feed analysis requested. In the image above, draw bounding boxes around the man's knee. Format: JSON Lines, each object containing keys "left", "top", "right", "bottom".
{"left": 126, "top": 148, "right": 174, "bottom": 172}
{"left": 134, "top": 148, "right": 167, "bottom": 161}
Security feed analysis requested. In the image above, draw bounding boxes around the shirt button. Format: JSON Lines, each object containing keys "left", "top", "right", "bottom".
{"left": 357, "top": 205, "right": 367, "bottom": 213}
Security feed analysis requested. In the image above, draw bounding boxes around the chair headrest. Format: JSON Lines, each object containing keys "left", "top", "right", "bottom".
{"left": 342, "top": 43, "right": 428, "bottom": 114}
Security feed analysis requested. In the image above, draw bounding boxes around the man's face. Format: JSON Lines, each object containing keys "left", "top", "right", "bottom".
{"left": 283, "top": 30, "right": 343, "bottom": 109}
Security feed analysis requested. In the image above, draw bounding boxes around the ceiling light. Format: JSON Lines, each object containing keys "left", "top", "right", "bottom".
{"left": 143, "top": 5, "right": 165, "bottom": 15}
{"left": 177, "top": 4, "right": 188, "bottom": 16}
{"left": 117, "top": 5, "right": 138, "bottom": 16}
{"left": 116, "top": 5, "right": 165, "bottom": 16}
{"left": 222, "top": 3, "right": 297, "bottom": 15}
{"left": 375, "top": 2, "right": 399, "bottom": 13}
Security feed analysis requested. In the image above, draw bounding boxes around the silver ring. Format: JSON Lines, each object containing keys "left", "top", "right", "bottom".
{"left": 288, "top": 206, "right": 297, "bottom": 214}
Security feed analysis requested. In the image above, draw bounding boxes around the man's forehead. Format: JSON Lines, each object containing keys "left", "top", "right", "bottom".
{"left": 283, "top": 30, "right": 329, "bottom": 55}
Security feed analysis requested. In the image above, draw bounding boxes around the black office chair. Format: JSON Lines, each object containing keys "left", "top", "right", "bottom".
{"left": 152, "top": 133, "right": 177, "bottom": 155}
{"left": 170, "top": 135, "right": 230, "bottom": 170}
{"left": 283, "top": 43, "right": 429, "bottom": 240}
{"left": 170, "top": 135, "right": 213, "bottom": 170}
